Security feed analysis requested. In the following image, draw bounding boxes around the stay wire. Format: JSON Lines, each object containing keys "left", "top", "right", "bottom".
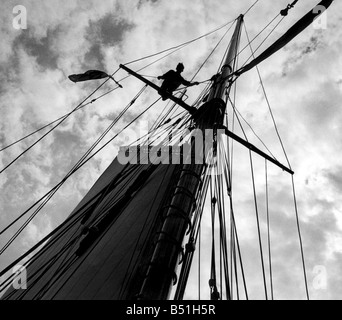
{"left": 244, "top": 22, "right": 292, "bottom": 169}
{"left": 190, "top": 157, "right": 215, "bottom": 299}
{"left": 241, "top": 15, "right": 285, "bottom": 70}
{"left": 222, "top": 161, "right": 249, "bottom": 299}
{"left": 1, "top": 94, "right": 159, "bottom": 297}
{"left": 265, "top": 160, "right": 274, "bottom": 300}
{"left": 214, "top": 157, "right": 231, "bottom": 300}
{"left": 226, "top": 178, "right": 245, "bottom": 300}
{"left": 233, "top": 13, "right": 280, "bottom": 73}
{"left": 78, "top": 170, "right": 149, "bottom": 297}
{"left": 0, "top": 165, "right": 136, "bottom": 290}
{"left": 229, "top": 98, "right": 249, "bottom": 142}
{"left": 21, "top": 165, "right": 135, "bottom": 287}
{"left": 209, "top": 171, "right": 218, "bottom": 300}
{"left": 249, "top": 151, "right": 268, "bottom": 300}
{"left": 190, "top": 19, "right": 237, "bottom": 82}
{"left": 244, "top": 0, "right": 261, "bottom": 16}
{"left": 29, "top": 214, "right": 86, "bottom": 298}
{"left": 141, "top": 107, "right": 191, "bottom": 149}
{"left": 0, "top": 86, "right": 148, "bottom": 253}
{"left": 121, "top": 19, "right": 238, "bottom": 96}
{"left": 291, "top": 175, "right": 310, "bottom": 300}
{"left": 0, "top": 85, "right": 121, "bottom": 153}
{"left": 32, "top": 254, "right": 79, "bottom": 299}
{"left": 221, "top": 142, "right": 244, "bottom": 300}
{"left": 0, "top": 69, "right": 120, "bottom": 176}
{"left": 0, "top": 191, "right": 93, "bottom": 282}
{"left": 0, "top": 86, "right": 142, "bottom": 238}
{"left": 224, "top": 88, "right": 243, "bottom": 299}
{"left": 219, "top": 142, "right": 234, "bottom": 298}
{"left": 228, "top": 97, "right": 278, "bottom": 161}
{"left": 221, "top": 142, "right": 236, "bottom": 296}
{"left": 124, "top": 18, "right": 237, "bottom": 66}
{"left": 20, "top": 164, "right": 135, "bottom": 281}
{"left": 155, "top": 19, "right": 237, "bottom": 116}
{"left": 222, "top": 45, "right": 250, "bottom": 300}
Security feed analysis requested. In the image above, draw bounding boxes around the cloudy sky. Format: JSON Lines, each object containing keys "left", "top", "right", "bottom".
{"left": 0, "top": 0, "right": 341, "bottom": 300}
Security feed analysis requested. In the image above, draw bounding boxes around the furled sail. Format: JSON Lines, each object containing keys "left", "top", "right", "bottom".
{"left": 235, "top": 0, "right": 334, "bottom": 77}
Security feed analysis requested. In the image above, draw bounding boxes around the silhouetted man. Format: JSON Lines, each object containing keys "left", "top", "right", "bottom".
{"left": 157, "top": 63, "right": 199, "bottom": 100}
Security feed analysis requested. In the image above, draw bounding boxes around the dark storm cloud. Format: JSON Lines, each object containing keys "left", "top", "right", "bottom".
{"left": 83, "top": 14, "right": 135, "bottom": 70}
{"left": 87, "top": 14, "right": 135, "bottom": 46}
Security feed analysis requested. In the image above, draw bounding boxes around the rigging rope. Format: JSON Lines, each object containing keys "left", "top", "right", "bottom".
{"left": 0, "top": 95, "right": 164, "bottom": 296}
{"left": 1, "top": 0, "right": 307, "bottom": 299}
{"left": 265, "top": 160, "right": 274, "bottom": 300}
{"left": 0, "top": 86, "right": 142, "bottom": 237}
{"left": 0, "top": 85, "right": 121, "bottom": 153}
{"left": 241, "top": 15, "right": 285, "bottom": 70}
{"left": 249, "top": 151, "right": 268, "bottom": 300}
{"left": 7, "top": 163, "right": 138, "bottom": 293}
{"left": 244, "top": 23, "right": 292, "bottom": 170}
{"left": 291, "top": 175, "right": 310, "bottom": 300}
{"left": 209, "top": 165, "right": 219, "bottom": 300}
{"left": 0, "top": 69, "right": 120, "bottom": 176}
{"left": 220, "top": 39, "right": 251, "bottom": 300}
{"left": 0, "top": 6, "right": 276, "bottom": 169}
{"left": 221, "top": 139, "right": 249, "bottom": 300}
{"left": 125, "top": 0, "right": 263, "bottom": 68}
{"left": 234, "top": 14, "right": 281, "bottom": 72}
{"left": 214, "top": 162, "right": 231, "bottom": 300}
{"left": 25, "top": 165, "right": 154, "bottom": 299}
{"left": 244, "top": 0, "right": 261, "bottom": 16}
{"left": 123, "top": 19, "right": 237, "bottom": 66}
{"left": 190, "top": 19, "right": 237, "bottom": 82}
{"left": 0, "top": 86, "right": 151, "bottom": 256}
{"left": 228, "top": 97, "right": 278, "bottom": 161}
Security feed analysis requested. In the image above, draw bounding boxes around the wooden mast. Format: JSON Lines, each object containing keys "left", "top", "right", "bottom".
{"left": 137, "top": 15, "right": 244, "bottom": 300}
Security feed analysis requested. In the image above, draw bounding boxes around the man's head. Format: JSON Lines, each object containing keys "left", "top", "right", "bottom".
{"left": 176, "top": 63, "right": 184, "bottom": 73}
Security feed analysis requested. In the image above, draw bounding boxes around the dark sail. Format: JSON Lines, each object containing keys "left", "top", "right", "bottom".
{"left": 2, "top": 154, "right": 179, "bottom": 299}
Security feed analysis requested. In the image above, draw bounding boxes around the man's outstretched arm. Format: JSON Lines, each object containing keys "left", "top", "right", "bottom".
{"left": 182, "top": 79, "right": 199, "bottom": 86}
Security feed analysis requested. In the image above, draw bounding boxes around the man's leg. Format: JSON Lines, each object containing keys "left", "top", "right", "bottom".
{"left": 159, "top": 83, "right": 170, "bottom": 101}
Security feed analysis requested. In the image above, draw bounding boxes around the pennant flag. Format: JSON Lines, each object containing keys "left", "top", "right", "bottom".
{"left": 68, "top": 69, "right": 123, "bottom": 88}
{"left": 68, "top": 70, "right": 109, "bottom": 83}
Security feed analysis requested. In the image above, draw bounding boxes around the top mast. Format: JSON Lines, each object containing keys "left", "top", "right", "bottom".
{"left": 207, "top": 14, "right": 244, "bottom": 109}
